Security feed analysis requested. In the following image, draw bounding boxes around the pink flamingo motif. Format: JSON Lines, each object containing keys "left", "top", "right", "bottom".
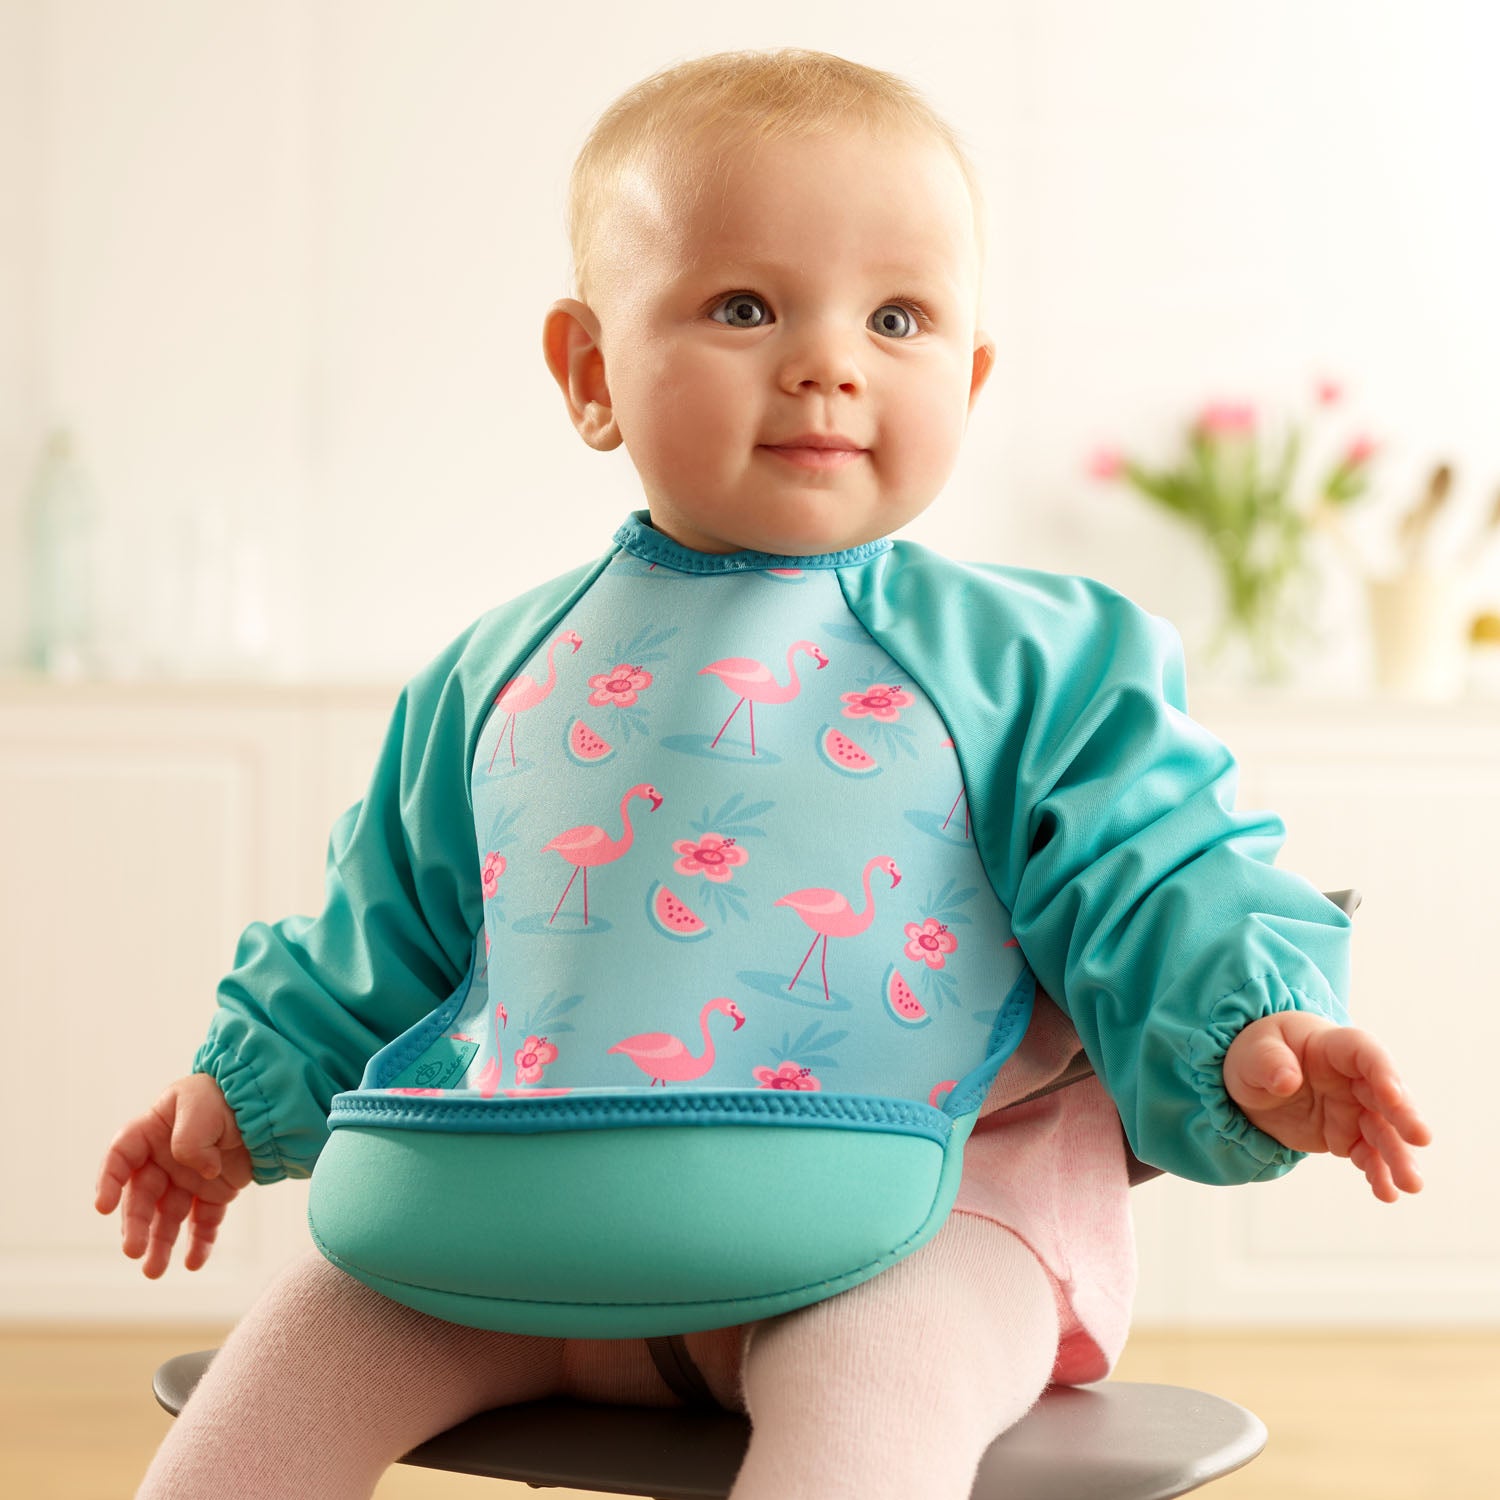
{"left": 776, "top": 856, "right": 903, "bottom": 1002}
{"left": 488, "top": 629, "right": 583, "bottom": 770}
{"left": 699, "top": 640, "right": 828, "bottom": 755}
{"left": 608, "top": 997, "right": 747, "bottom": 1085}
{"left": 541, "top": 782, "right": 663, "bottom": 925}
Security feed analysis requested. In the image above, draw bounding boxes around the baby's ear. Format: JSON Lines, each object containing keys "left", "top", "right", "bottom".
{"left": 542, "top": 299, "right": 621, "bottom": 451}
{"left": 968, "top": 330, "right": 997, "bottom": 415}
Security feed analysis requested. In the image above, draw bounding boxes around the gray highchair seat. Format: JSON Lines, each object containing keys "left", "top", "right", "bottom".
{"left": 152, "top": 1351, "right": 1267, "bottom": 1500}
{"left": 150, "top": 888, "right": 1361, "bottom": 1499}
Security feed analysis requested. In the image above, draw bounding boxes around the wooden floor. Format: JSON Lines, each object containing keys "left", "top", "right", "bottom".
{"left": 4, "top": 1323, "right": 1495, "bottom": 1499}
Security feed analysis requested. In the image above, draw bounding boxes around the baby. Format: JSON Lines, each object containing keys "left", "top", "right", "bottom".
{"left": 99, "top": 48, "right": 1430, "bottom": 1500}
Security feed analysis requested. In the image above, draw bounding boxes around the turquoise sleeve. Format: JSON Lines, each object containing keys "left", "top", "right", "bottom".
{"left": 193, "top": 557, "right": 609, "bottom": 1182}
{"left": 842, "top": 543, "right": 1351, "bottom": 1185}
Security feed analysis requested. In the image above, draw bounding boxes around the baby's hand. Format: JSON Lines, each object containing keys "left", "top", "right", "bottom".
{"left": 1223, "top": 1011, "right": 1432, "bottom": 1202}
{"left": 94, "top": 1073, "right": 254, "bottom": 1277}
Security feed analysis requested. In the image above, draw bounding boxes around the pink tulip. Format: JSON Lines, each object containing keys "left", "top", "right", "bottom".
{"left": 1088, "top": 446, "right": 1126, "bottom": 480}
{"left": 1316, "top": 378, "right": 1343, "bottom": 406}
{"left": 1344, "top": 434, "right": 1378, "bottom": 465}
{"left": 1195, "top": 402, "right": 1256, "bottom": 436}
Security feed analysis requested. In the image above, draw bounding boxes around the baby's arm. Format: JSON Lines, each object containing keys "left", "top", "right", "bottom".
{"left": 1224, "top": 1012, "right": 1431, "bottom": 1202}
{"left": 95, "top": 1073, "right": 253, "bottom": 1277}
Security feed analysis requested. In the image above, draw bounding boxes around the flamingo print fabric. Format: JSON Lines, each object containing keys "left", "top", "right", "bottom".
{"left": 354, "top": 516, "right": 1035, "bottom": 1121}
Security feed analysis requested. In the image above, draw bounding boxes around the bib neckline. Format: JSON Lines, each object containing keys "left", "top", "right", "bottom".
{"left": 612, "top": 510, "right": 893, "bottom": 574}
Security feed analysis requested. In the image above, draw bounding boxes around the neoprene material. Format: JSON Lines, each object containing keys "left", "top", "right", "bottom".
{"left": 309, "top": 1107, "right": 977, "bottom": 1336}
{"left": 196, "top": 512, "right": 1352, "bottom": 1340}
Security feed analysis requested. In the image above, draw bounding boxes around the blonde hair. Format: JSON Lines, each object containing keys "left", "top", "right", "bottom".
{"left": 564, "top": 48, "right": 987, "bottom": 320}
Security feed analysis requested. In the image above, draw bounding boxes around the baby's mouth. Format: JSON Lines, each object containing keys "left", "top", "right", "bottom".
{"left": 759, "top": 445, "right": 868, "bottom": 470}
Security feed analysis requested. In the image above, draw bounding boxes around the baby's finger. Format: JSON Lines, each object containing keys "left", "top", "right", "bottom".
{"left": 1228, "top": 1025, "right": 1304, "bottom": 1106}
{"left": 170, "top": 1088, "right": 227, "bottom": 1180}
{"left": 1352, "top": 1073, "right": 1433, "bottom": 1149}
{"left": 94, "top": 1157, "right": 125, "bottom": 1215}
{"left": 1350, "top": 1138, "right": 1399, "bottom": 1203}
{"left": 183, "top": 1199, "right": 228, "bottom": 1272}
{"left": 94, "top": 1129, "right": 149, "bottom": 1214}
{"left": 119, "top": 1162, "right": 169, "bottom": 1260}
{"left": 140, "top": 1183, "right": 194, "bottom": 1279}
{"left": 1331, "top": 1031, "right": 1412, "bottom": 1117}
{"left": 1361, "top": 1110, "right": 1425, "bottom": 1196}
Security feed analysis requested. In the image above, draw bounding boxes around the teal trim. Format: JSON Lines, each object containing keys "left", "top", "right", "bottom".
{"left": 327, "top": 1087, "right": 956, "bottom": 1143}
{"left": 307, "top": 1108, "right": 976, "bottom": 1337}
{"left": 612, "top": 509, "right": 892, "bottom": 574}
{"left": 357, "top": 933, "right": 481, "bottom": 1090}
{"left": 942, "top": 965, "right": 1036, "bottom": 1117}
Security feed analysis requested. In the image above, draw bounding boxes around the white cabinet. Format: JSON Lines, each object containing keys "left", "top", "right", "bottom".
{"left": 1134, "top": 695, "right": 1500, "bottom": 1325}
{"left": 0, "top": 679, "right": 392, "bottom": 1323}
{"left": 1, "top": 681, "right": 1494, "bottom": 1325}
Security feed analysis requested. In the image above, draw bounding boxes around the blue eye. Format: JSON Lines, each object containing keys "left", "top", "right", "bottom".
{"left": 708, "top": 292, "right": 926, "bottom": 338}
{"left": 871, "top": 303, "right": 919, "bottom": 339}
{"left": 711, "top": 292, "right": 770, "bottom": 329}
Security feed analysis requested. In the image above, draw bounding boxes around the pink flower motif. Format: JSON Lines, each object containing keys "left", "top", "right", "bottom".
{"left": 1343, "top": 434, "right": 1379, "bottom": 466}
{"left": 587, "top": 663, "right": 653, "bottom": 707}
{"left": 903, "top": 918, "right": 957, "bottom": 970}
{"left": 672, "top": 833, "right": 748, "bottom": 883}
{"left": 840, "top": 684, "right": 914, "bottom": 722}
{"left": 1316, "top": 379, "right": 1343, "bottom": 406}
{"left": 513, "top": 1034, "right": 559, "bottom": 1085}
{"left": 482, "top": 850, "right": 507, "bottom": 899}
{"left": 752, "top": 1061, "right": 822, "bottom": 1092}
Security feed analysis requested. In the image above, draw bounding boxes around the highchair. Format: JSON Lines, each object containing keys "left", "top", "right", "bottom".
{"left": 150, "top": 888, "right": 1361, "bottom": 1499}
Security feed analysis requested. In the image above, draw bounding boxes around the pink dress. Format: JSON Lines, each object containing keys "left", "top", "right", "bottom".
{"left": 953, "top": 990, "right": 1136, "bottom": 1385}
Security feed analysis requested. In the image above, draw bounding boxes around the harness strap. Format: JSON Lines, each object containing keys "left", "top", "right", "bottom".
{"left": 646, "top": 1334, "right": 719, "bottom": 1408}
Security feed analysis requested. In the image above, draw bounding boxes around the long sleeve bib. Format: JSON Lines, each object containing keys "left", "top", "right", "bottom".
{"left": 200, "top": 512, "right": 1350, "bottom": 1338}
{"left": 309, "top": 520, "right": 1034, "bottom": 1334}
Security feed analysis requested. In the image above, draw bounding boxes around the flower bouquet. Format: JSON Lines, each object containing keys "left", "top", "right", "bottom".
{"left": 1089, "top": 380, "right": 1378, "bottom": 682}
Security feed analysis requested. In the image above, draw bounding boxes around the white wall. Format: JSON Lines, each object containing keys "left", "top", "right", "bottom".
{"left": 3, "top": 0, "right": 1499, "bottom": 687}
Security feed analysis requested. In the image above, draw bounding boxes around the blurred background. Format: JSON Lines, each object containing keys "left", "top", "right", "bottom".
{"left": 4, "top": 0, "right": 1500, "bottom": 690}
{"left": 2, "top": 3, "right": 1496, "bottom": 1497}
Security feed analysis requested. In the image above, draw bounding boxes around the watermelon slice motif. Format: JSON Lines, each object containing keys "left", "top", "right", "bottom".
{"left": 882, "top": 964, "right": 930, "bottom": 1027}
{"left": 817, "top": 724, "right": 880, "bottom": 776}
{"left": 646, "top": 880, "right": 710, "bottom": 942}
{"left": 565, "top": 718, "right": 615, "bottom": 765}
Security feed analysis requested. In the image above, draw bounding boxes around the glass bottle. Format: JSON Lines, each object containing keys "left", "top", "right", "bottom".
{"left": 23, "top": 426, "right": 99, "bottom": 679}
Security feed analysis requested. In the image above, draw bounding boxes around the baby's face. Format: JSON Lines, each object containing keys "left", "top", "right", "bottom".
{"left": 544, "top": 128, "right": 995, "bottom": 555}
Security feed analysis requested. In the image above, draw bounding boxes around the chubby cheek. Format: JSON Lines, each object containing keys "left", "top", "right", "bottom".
{"left": 878, "top": 381, "right": 966, "bottom": 495}
{"left": 626, "top": 349, "right": 744, "bottom": 492}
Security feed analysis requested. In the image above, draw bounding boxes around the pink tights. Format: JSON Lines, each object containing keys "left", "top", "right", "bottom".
{"left": 136, "top": 1211, "right": 1060, "bottom": 1500}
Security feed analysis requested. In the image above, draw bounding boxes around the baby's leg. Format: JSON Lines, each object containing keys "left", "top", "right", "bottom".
{"left": 729, "top": 1212, "right": 1060, "bottom": 1500}
{"left": 135, "top": 1249, "right": 568, "bottom": 1500}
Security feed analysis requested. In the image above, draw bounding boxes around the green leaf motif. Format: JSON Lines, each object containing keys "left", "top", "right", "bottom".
{"left": 690, "top": 792, "right": 774, "bottom": 840}
{"left": 922, "top": 880, "right": 978, "bottom": 926}
{"left": 521, "top": 990, "right": 586, "bottom": 1035}
{"left": 485, "top": 802, "right": 524, "bottom": 850}
{"left": 916, "top": 964, "right": 961, "bottom": 1010}
{"left": 608, "top": 624, "right": 680, "bottom": 664}
{"left": 769, "top": 1021, "right": 849, "bottom": 1071}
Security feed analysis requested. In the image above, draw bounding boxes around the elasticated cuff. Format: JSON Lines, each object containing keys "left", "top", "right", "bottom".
{"left": 1185, "top": 969, "right": 1344, "bottom": 1181}
{"left": 192, "top": 1034, "right": 312, "bottom": 1186}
